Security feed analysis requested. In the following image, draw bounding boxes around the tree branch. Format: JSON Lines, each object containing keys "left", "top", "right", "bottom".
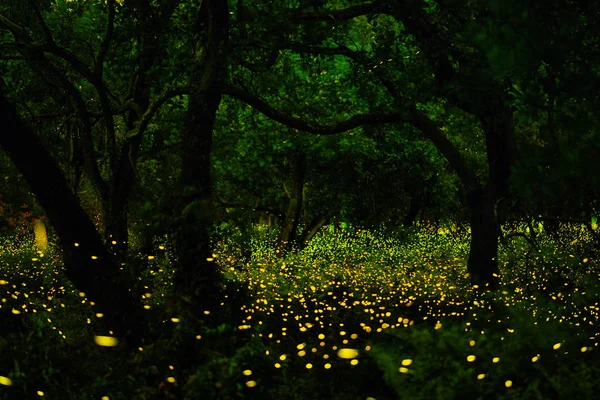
{"left": 222, "top": 84, "right": 407, "bottom": 135}
{"left": 26, "top": 0, "right": 55, "bottom": 44}
{"left": 405, "top": 106, "right": 477, "bottom": 191}
{"left": 96, "top": 0, "right": 115, "bottom": 77}
{"left": 129, "top": 85, "right": 193, "bottom": 139}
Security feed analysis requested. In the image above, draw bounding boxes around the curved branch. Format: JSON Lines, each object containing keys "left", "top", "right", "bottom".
{"left": 405, "top": 106, "right": 477, "bottom": 191}
{"left": 129, "top": 85, "right": 193, "bottom": 139}
{"left": 223, "top": 85, "right": 407, "bottom": 135}
{"left": 26, "top": 0, "right": 54, "bottom": 44}
{"left": 0, "top": 14, "right": 25, "bottom": 37}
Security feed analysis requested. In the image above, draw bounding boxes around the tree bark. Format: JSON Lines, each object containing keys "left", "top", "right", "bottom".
{"left": 277, "top": 152, "right": 307, "bottom": 253}
{"left": 296, "top": 214, "right": 329, "bottom": 250}
{"left": 403, "top": 195, "right": 420, "bottom": 227}
{"left": 103, "top": 0, "right": 178, "bottom": 259}
{"left": 0, "top": 85, "right": 143, "bottom": 344}
{"left": 467, "top": 187, "right": 500, "bottom": 289}
{"left": 173, "top": 0, "right": 228, "bottom": 311}
{"left": 465, "top": 100, "right": 516, "bottom": 289}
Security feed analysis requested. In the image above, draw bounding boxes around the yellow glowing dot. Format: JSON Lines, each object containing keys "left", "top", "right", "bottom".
{"left": 401, "top": 359, "right": 413, "bottom": 366}
{"left": 111, "top": 241, "right": 117, "bottom": 245}
{"left": 243, "top": 370, "right": 252, "bottom": 376}
{"left": 297, "top": 343, "right": 306, "bottom": 350}
{"left": 96, "top": 313, "right": 104, "bottom": 318}
{"left": 207, "top": 257, "right": 214, "bottom": 262}
{"left": 469, "top": 340, "right": 476, "bottom": 346}
{"left": 297, "top": 350, "right": 306, "bottom": 357}
{"left": 324, "top": 363, "right": 331, "bottom": 369}
{"left": 399, "top": 367, "right": 409, "bottom": 373}
{"left": 581, "top": 347, "right": 588, "bottom": 352}
{"left": 167, "top": 377, "right": 176, "bottom": 383}
{"left": 532, "top": 356, "right": 539, "bottom": 362}
{"left": 306, "top": 363, "right": 313, "bottom": 369}
{"left": 553, "top": 343, "right": 561, "bottom": 350}
{"left": 74, "top": 243, "right": 79, "bottom": 247}
{"left": 337, "top": 348, "right": 359, "bottom": 359}
{"left": 505, "top": 380, "right": 513, "bottom": 388}
{"left": 246, "top": 381, "right": 256, "bottom": 388}
{"left": 148, "top": 255, "right": 155, "bottom": 260}
{"left": 143, "top": 305, "right": 151, "bottom": 309}
{"left": 94, "top": 336, "right": 119, "bottom": 347}
{"left": 91, "top": 256, "right": 98, "bottom": 260}
{"left": 102, "top": 397, "right": 110, "bottom": 400}
{"left": 318, "top": 334, "right": 325, "bottom": 340}
{"left": 274, "top": 363, "right": 281, "bottom": 368}
{"left": 196, "top": 335, "right": 202, "bottom": 340}
{"left": 350, "top": 359, "right": 359, "bottom": 365}
{"left": 0, "top": 376, "right": 11, "bottom": 386}
{"left": 477, "top": 374, "right": 486, "bottom": 380}
{"left": 37, "top": 391, "right": 44, "bottom": 396}
{"left": 279, "top": 354, "right": 287, "bottom": 361}
{"left": 492, "top": 357, "right": 500, "bottom": 363}
{"left": 467, "top": 355, "right": 476, "bottom": 362}
{"left": 0, "top": 280, "right": 7, "bottom": 285}
{"left": 159, "top": 245, "right": 165, "bottom": 250}
{"left": 435, "top": 322, "right": 442, "bottom": 329}
{"left": 78, "top": 292, "right": 86, "bottom": 297}
{"left": 11, "top": 309, "right": 21, "bottom": 315}
{"left": 171, "top": 317, "right": 180, "bottom": 323}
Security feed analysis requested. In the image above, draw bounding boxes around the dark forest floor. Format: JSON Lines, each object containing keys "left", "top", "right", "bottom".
{"left": 1, "top": 224, "right": 599, "bottom": 399}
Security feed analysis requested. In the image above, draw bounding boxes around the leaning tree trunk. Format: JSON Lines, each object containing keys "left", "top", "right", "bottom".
{"left": 295, "top": 214, "right": 329, "bottom": 250}
{"left": 0, "top": 86, "right": 143, "bottom": 344}
{"left": 277, "top": 152, "right": 307, "bottom": 254}
{"left": 173, "top": 0, "right": 228, "bottom": 312}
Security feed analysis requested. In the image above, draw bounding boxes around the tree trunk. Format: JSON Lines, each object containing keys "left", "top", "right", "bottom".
{"left": 403, "top": 195, "right": 420, "bottom": 227}
{"left": 103, "top": 0, "right": 177, "bottom": 259}
{"left": 173, "top": 0, "right": 228, "bottom": 311}
{"left": 467, "top": 187, "right": 500, "bottom": 289}
{"left": 277, "top": 152, "right": 307, "bottom": 254}
{"left": 0, "top": 86, "right": 143, "bottom": 344}
{"left": 296, "top": 214, "right": 329, "bottom": 250}
{"left": 466, "top": 99, "right": 515, "bottom": 289}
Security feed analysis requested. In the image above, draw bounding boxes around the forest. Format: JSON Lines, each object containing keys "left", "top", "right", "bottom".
{"left": 0, "top": 0, "right": 599, "bottom": 399}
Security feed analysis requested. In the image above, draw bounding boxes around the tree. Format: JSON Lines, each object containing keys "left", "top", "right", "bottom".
{"left": 219, "top": 0, "right": 516, "bottom": 288}
{"left": 0, "top": 84, "right": 143, "bottom": 344}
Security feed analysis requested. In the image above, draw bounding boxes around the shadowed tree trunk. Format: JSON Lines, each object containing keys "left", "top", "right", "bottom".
{"left": 296, "top": 214, "right": 329, "bottom": 250}
{"left": 0, "top": 85, "right": 143, "bottom": 345}
{"left": 103, "top": 0, "right": 178, "bottom": 259}
{"left": 403, "top": 195, "right": 421, "bottom": 227}
{"left": 173, "top": 0, "right": 228, "bottom": 312}
{"left": 465, "top": 100, "right": 516, "bottom": 289}
{"left": 467, "top": 187, "right": 500, "bottom": 288}
{"left": 277, "top": 151, "right": 307, "bottom": 254}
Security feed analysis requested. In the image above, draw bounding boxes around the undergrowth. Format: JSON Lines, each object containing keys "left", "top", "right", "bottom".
{"left": 0, "top": 223, "right": 598, "bottom": 399}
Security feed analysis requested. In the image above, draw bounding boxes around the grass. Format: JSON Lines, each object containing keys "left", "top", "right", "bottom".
{"left": 0, "top": 222, "right": 599, "bottom": 399}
